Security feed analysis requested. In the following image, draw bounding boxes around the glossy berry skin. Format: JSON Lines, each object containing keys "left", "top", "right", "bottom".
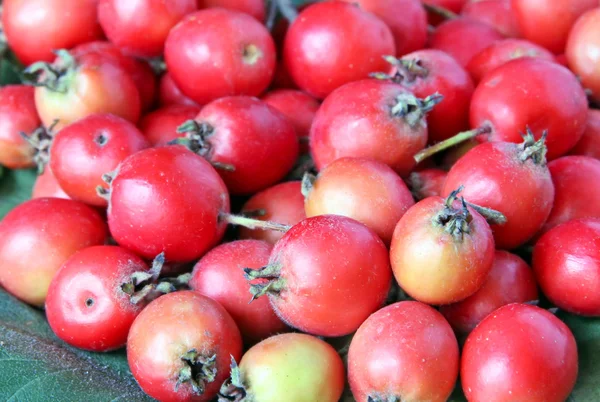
{"left": 0, "top": 85, "right": 41, "bottom": 169}
{"left": 2, "top": 0, "right": 103, "bottom": 65}
{"left": 263, "top": 215, "right": 392, "bottom": 337}
{"left": 50, "top": 114, "right": 149, "bottom": 206}
{"left": 71, "top": 41, "right": 158, "bottom": 112}
{"left": 262, "top": 89, "right": 320, "bottom": 153}
{"left": 512, "top": 0, "right": 597, "bottom": 54}
{"left": 197, "top": 0, "right": 265, "bottom": 21}
{"left": 462, "top": 304, "right": 578, "bottom": 402}
{"left": 139, "top": 105, "right": 201, "bottom": 146}
{"left": 304, "top": 157, "right": 415, "bottom": 245}
{"left": 566, "top": 8, "right": 600, "bottom": 104}
{"left": 443, "top": 141, "right": 554, "bottom": 249}
{"left": 127, "top": 291, "right": 243, "bottom": 402}
{"left": 192, "top": 96, "right": 299, "bottom": 195}
{"left": 348, "top": 301, "right": 459, "bottom": 402}
{"left": 283, "top": 2, "right": 395, "bottom": 99}
{"left": 106, "top": 146, "right": 230, "bottom": 262}
{"left": 408, "top": 168, "right": 447, "bottom": 200}
{"left": 310, "top": 79, "right": 430, "bottom": 177}
{"left": 440, "top": 250, "right": 538, "bottom": 335}
{"left": 341, "top": 0, "right": 427, "bottom": 56}
{"left": 189, "top": 240, "right": 288, "bottom": 343}
{"left": 540, "top": 156, "right": 600, "bottom": 234}
{"left": 0, "top": 198, "right": 107, "bottom": 306}
{"left": 239, "top": 181, "right": 306, "bottom": 245}
{"left": 165, "top": 9, "right": 276, "bottom": 105}
{"left": 461, "top": 0, "right": 520, "bottom": 38}
{"left": 46, "top": 246, "right": 148, "bottom": 351}
{"left": 467, "top": 39, "right": 556, "bottom": 84}
{"left": 229, "top": 333, "right": 345, "bottom": 402}
{"left": 158, "top": 72, "right": 200, "bottom": 107}
{"left": 390, "top": 196, "right": 495, "bottom": 304}
{"left": 33, "top": 52, "right": 141, "bottom": 130}
{"left": 397, "top": 49, "right": 474, "bottom": 143}
{"left": 99, "top": 0, "right": 197, "bottom": 58}
{"left": 470, "top": 58, "right": 588, "bottom": 160}
{"left": 534, "top": 219, "right": 600, "bottom": 316}
{"left": 429, "top": 18, "right": 504, "bottom": 67}
{"left": 571, "top": 109, "right": 600, "bottom": 159}
{"left": 32, "top": 167, "right": 70, "bottom": 200}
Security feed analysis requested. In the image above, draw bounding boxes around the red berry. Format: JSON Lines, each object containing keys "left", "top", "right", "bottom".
{"left": 390, "top": 191, "right": 495, "bottom": 304}
{"left": 440, "top": 250, "right": 538, "bottom": 335}
{"left": 139, "top": 105, "right": 201, "bottom": 146}
{"left": 540, "top": 156, "right": 600, "bottom": 235}
{"left": 165, "top": 9, "right": 276, "bottom": 104}
{"left": 158, "top": 72, "right": 200, "bottom": 107}
{"left": 348, "top": 301, "right": 459, "bottom": 402}
{"left": 262, "top": 89, "right": 320, "bottom": 153}
{"left": 467, "top": 38, "right": 556, "bottom": 84}
{"left": 32, "top": 167, "right": 70, "bottom": 200}
{"left": 304, "top": 157, "right": 415, "bottom": 245}
{"left": 247, "top": 215, "right": 392, "bottom": 337}
{"left": 570, "top": 109, "right": 600, "bottom": 159}
{"left": 393, "top": 49, "right": 475, "bottom": 143}
{"left": 470, "top": 58, "right": 588, "bottom": 160}
{"left": 0, "top": 198, "right": 107, "bottom": 306}
{"left": 105, "top": 146, "right": 229, "bottom": 262}
{"left": 461, "top": 304, "right": 578, "bottom": 402}
{"left": 239, "top": 181, "right": 306, "bottom": 245}
{"left": 283, "top": 1, "right": 395, "bottom": 98}
{"left": 533, "top": 218, "right": 600, "bottom": 316}
{"left": 310, "top": 79, "right": 439, "bottom": 177}
{"left": 46, "top": 245, "right": 148, "bottom": 351}
{"left": 189, "top": 240, "right": 289, "bottom": 343}
{"left": 181, "top": 96, "right": 299, "bottom": 195}
{"left": 127, "top": 291, "right": 243, "bottom": 402}
{"left": 512, "top": 0, "right": 597, "bottom": 54}
{"left": 2, "top": 0, "right": 103, "bottom": 65}
{"left": 50, "top": 114, "right": 149, "bottom": 206}
{"left": 429, "top": 18, "right": 504, "bottom": 67}
{"left": 197, "top": 0, "right": 265, "bottom": 21}
{"left": 0, "top": 85, "right": 41, "bottom": 169}
{"left": 442, "top": 135, "right": 555, "bottom": 249}
{"left": 98, "top": 0, "right": 198, "bottom": 58}
{"left": 340, "top": 0, "right": 427, "bottom": 56}
{"left": 566, "top": 7, "right": 600, "bottom": 104}
{"left": 461, "top": 0, "right": 520, "bottom": 38}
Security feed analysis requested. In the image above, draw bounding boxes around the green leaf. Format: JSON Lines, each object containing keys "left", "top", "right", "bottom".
{"left": 559, "top": 312, "right": 600, "bottom": 401}
{"left": 0, "top": 168, "right": 37, "bottom": 219}
{"left": 0, "top": 289, "right": 153, "bottom": 402}
{"left": 0, "top": 51, "right": 23, "bottom": 86}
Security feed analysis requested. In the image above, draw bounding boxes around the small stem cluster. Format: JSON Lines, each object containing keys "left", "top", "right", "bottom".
{"left": 218, "top": 358, "right": 247, "bottom": 402}
{"left": 243, "top": 264, "right": 285, "bottom": 302}
{"left": 433, "top": 186, "right": 473, "bottom": 242}
{"left": 518, "top": 127, "right": 548, "bottom": 165}
{"left": 120, "top": 253, "right": 191, "bottom": 305}
{"left": 172, "top": 120, "right": 235, "bottom": 172}
{"left": 23, "top": 49, "right": 76, "bottom": 93}
{"left": 391, "top": 92, "right": 444, "bottom": 128}
{"left": 370, "top": 55, "right": 430, "bottom": 84}
{"left": 20, "top": 120, "right": 58, "bottom": 173}
{"left": 176, "top": 350, "right": 217, "bottom": 396}
{"left": 368, "top": 395, "right": 401, "bottom": 402}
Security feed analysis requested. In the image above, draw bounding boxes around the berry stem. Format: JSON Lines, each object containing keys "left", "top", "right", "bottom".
{"left": 221, "top": 213, "right": 291, "bottom": 232}
{"left": 423, "top": 3, "right": 458, "bottom": 20}
{"left": 414, "top": 125, "right": 493, "bottom": 163}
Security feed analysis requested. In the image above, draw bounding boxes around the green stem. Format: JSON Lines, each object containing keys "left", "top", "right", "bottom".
{"left": 423, "top": 3, "right": 458, "bottom": 19}
{"left": 414, "top": 125, "right": 492, "bottom": 163}
{"left": 221, "top": 213, "right": 291, "bottom": 232}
